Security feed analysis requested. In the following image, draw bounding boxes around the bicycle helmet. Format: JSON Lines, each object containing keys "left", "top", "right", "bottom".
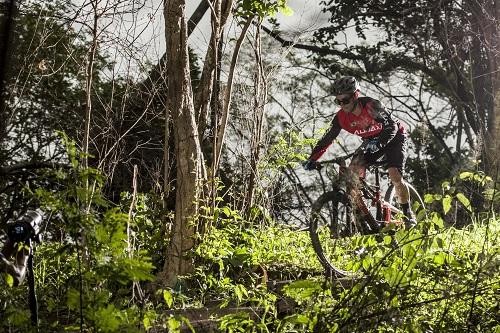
{"left": 333, "top": 76, "right": 360, "bottom": 95}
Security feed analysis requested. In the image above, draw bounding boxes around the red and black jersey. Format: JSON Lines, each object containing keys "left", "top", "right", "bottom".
{"left": 310, "top": 97, "right": 406, "bottom": 161}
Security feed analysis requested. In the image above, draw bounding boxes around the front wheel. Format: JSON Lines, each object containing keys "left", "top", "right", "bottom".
{"left": 309, "top": 190, "right": 361, "bottom": 277}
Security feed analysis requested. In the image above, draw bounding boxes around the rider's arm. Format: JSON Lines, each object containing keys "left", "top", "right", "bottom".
{"left": 366, "top": 99, "right": 398, "bottom": 148}
{"left": 309, "top": 115, "right": 342, "bottom": 161}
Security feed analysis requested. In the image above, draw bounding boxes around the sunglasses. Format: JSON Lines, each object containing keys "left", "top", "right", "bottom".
{"left": 335, "top": 95, "right": 353, "bottom": 105}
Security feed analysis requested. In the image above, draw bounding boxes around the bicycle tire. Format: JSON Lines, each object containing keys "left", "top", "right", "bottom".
{"left": 309, "top": 190, "right": 356, "bottom": 278}
{"left": 384, "top": 183, "right": 426, "bottom": 220}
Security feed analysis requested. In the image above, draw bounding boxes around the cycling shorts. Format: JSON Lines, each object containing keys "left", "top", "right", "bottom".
{"left": 363, "top": 131, "right": 408, "bottom": 173}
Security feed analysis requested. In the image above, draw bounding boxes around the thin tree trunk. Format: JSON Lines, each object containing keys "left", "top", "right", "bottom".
{"left": 209, "top": 34, "right": 223, "bottom": 215}
{"left": 484, "top": 0, "right": 500, "bottom": 175}
{"left": 83, "top": 0, "right": 99, "bottom": 171}
{"left": 161, "top": 0, "right": 205, "bottom": 287}
{"left": 466, "top": 0, "right": 500, "bottom": 175}
{"left": 247, "top": 23, "right": 268, "bottom": 211}
{"left": 194, "top": 0, "right": 220, "bottom": 137}
{"left": 213, "top": 15, "right": 253, "bottom": 176}
{"left": 0, "top": 0, "right": 17, "bottom": 159}
{"left": 163, "top": 111, "right": 172, "bottom": 209}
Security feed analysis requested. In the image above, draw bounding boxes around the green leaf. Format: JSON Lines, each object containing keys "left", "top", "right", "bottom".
{"left": 456, "top": 193, "right": 472, "bottom": 212}
{"left": 424, "top": 194, "right": 434, "bottom": 204}
{"left": 442, "top": 195, "right": 452, "bottom": 214}
{"left": 459, "top": 171, "right": 474, "bottom": 180}
{"left": 383, "top": 235, "right": 392, "bottom": 246}
{"left": 163, "top": 290, "right": 174, "bottom": 308}
{"left": 383, "top": 267, "right": 404, "bottom": 287}
{"left": 434, "top": 252, "right": 446, "bottom": 266}
{"left": 283, "top": 279, "right": 322, "bottom": 299}
{"left": 362, "top": 257, "right": 371, "bottom": 270}
{"left": 286, "top": 314, "right": 310, "bottom": 324}
{"left": 94, "top": 304, "right": 121, "bottom": 332}
{"left": 390, "top": 295, "right": 399, "bottom": 307}
{"left": 168, "top": 317, "right": 181, "bottom": 332}
{"left": 5, "top": 273, "right": 14, "bottom": 287}
{"left": 222, "top": 206, "right": 231, "bottom": 217}
{"left": 143, "top": 310, "right": 157, "bottom": 331}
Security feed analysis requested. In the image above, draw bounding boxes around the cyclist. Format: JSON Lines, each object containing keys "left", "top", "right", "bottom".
{"left": 303, "top": 76, "right": 416, "bottom": 228}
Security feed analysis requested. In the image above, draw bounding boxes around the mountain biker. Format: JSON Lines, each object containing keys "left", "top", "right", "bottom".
{"left": 303, "top": 76, "right": 416, "bottom": 228}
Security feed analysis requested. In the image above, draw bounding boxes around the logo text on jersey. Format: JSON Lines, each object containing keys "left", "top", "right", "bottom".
{"left": 354, "top": 123, "right": 382, "bottom": 136}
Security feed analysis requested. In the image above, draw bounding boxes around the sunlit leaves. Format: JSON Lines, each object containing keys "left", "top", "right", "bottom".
{"left": 236, "top": 0, "right": 293, "bottom": 18}
{"left": 142, "top": 310, "right": 157, "bottom": 331}
{"left": 163, "top": 290, "right": 174, "bottom": 308}
{"left": 455, "top": 193, "right": 472, "bottom": 212}
{"left": 442, "top": 194, "right": 452, "bottom": 214}
{"left": 283, "top": 279, "right": 323, "bottom": 300}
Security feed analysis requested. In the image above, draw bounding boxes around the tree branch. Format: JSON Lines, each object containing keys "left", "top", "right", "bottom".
{"left": 0, "top": 161, "right": 69, "bottom": 176}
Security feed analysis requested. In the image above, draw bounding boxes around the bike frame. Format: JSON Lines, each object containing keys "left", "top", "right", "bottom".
{"left": 360, "top": 167, "right": 404, "bottom": 225}
{"left": 318, "top": 156, "right": 404, "bottom": 227}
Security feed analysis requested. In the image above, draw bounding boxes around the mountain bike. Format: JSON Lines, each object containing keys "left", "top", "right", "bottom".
{"left": 308, "top": 144, "right": 425, "bottom": 278}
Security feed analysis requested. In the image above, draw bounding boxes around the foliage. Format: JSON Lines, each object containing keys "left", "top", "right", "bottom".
{"left": 279, "top": 216, "right": 499, "bottom": 332}
{"left": 192, "top": 205, "right": 320, "bottom": 301}
{"left": 150, "top": 195, "right": 498, "bottom": 332}
{"left": 312, "top": 0, "right": 498, "bottom": 175}
{"left": 236, "top": 0, "right": 293, "bottom": 18}
{"left": 407, "top": 124, "right": 466, "bottom": 195}
{"left": 423, "top": 170, "right": 496, "bottom": 227}
{"left": 2, "top": 1, "right": 94, "bottom": 164}
{"left": 0, "top": 135, "right": 157, "bottom": 332}
{"left": 1, "top": 155, "right": 499, "bottom": 331}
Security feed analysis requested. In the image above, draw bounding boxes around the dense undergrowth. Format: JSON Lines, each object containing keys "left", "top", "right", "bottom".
{"left": 0, "top": 146, "right": 499, "bottom": 332}
{"left": 1, "top": 202, "right": 498, "bottom": 332}
{"left": 187, "top": 212, "right": 500, "bottom": 332}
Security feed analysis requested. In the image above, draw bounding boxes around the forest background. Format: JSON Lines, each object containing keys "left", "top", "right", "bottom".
{"left": 0, "top": 0, "right": 498, "bottom": 332}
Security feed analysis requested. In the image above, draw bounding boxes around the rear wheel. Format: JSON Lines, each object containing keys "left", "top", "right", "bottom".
{"left": 384, "top": 183, "right": 426, "bottom": 222}
{"left": 309, "top": 190, "right": 366, "bottom": 277}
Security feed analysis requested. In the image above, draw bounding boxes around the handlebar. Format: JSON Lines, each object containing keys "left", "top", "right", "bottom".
{"left": 310, "top": 140, "right": 380, "bottom": 171}
{"left": 314, "top": 153, "right": 354, "bottom": 170}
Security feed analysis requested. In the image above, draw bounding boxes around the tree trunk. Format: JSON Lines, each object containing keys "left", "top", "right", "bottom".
{"left": 139, "top": 0, "right": 211, "bottom": 95}
{"left": 469, "top": 0, "right": 500, "bottom": 176}
{"left": 213, "top": 15, "right": 253, "bottom": 175}
{"left": 160, "top": 0, "right": 205, "bottom": 287}
{"left": 195, "top": 0, "right": 232, "bottom": 139}
{"left": 0, "top": 0, "right": 18, "bottom": 163}
{"left": 484, "top": 0, "right": 500, "bottom": 176}
{"left": 247, "top": 23, "right": 268, "bottom": 211}
{"left": 83, "top": 0, "right": 99, "bottom": 172}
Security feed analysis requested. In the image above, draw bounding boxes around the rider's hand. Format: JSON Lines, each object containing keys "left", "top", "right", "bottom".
{"left": 302, "top": 159, "right": 317, "bottom": 170}
{"left": 365, "top": 139, "right": 381, "bottom": 154}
